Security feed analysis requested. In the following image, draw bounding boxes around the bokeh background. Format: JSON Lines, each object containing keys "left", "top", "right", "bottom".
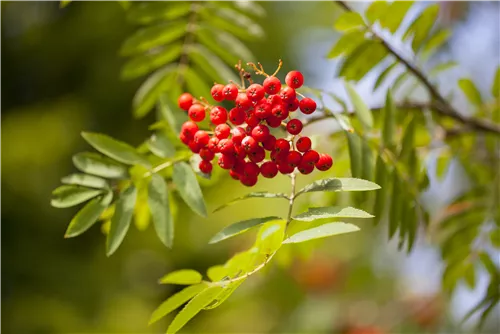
{"left": 2, "top": 1, "right": 499, "bottom": 333}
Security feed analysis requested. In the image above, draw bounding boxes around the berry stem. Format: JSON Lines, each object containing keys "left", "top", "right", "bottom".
{"left": 270, "top": 59, "right": 283, "bottom": 77}
{"left": 142, "top": 154, "right": 191, "bottom": 178}
{"left": 247, "top": 62, "right": 269, "bottom": 77}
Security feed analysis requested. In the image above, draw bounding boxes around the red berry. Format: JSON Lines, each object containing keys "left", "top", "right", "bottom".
{"left": 263, "top": 76, "right": 282, "bottom": 95}
{"left": 232, "top": 158, "right": 246, "bottom": 174}
{"left": 199, "top": 160, "right": 213, "bottom": 174}
{"left": 274, "top": 138, "right": 290, "bottom": 153}
{"left": 271, "top": 150, "right": 288, "bottom": 164}
{"left": 266, "top": 115, "right": 282, "bottom": 128}
{"left": 179, "top": 132, "right": 191, "bottom": 145}
{"left": 288, "top": 98, "right": 300, "bottom": 111}
{"left": 285, "top": 70, "right": 304, "bottom": 89}
{"left": 261, "top": 161, "right": 278, "bottom": 178}
{"left": 302, "top": 150, "right": 320, "bottom": 166}
{"left": 243, "top": 161, "right": 260, "bottom": 177}
{"left": 235, "top": 93, "right": 252, "bottom": 111}
{"left": 251, "top": 124, "right": 270, "bottom": 142}
{"left": 199, "top": 147, "right": 215, "bottom": 161}
{"left": 229, "top": 107, "right": 246, "bottom": 125}
{"left": 299, "top": 98, "right": 317, "bottom": 115}
{"left": 246, "top": 84, "right": 265, "bottom": 101}
{"left": 248, "top": 146, "right": 265, "bottom": 163}
{"left": 193, "top": 130, "right": 209, "bottom": 147}
{"left": 178, "top": 93, "right": 193, "bottom": 111}
{"left": 298, "top": 161, "right": 314, "bottom": 175}
{"left": 278, "top": 162, "right": 295, "bottom": 174}
{"left": 210, "top": 106, "right": 228, "bottom": 125}
{"left": 218, "top": 138, "right": 235, "bottom": 155}
{"left": 230, "top": 127, "right": 246, "bottom": 145}
{"left": 188, "top": 140, "right": 201, "bottom": 153}
{"left": 218, "top": 154, "right": 236, "bottom": 169}
{"left": 232, "top": 144, "right": 247, "bottom": 159}
{"left": 245, "top": 113, "right": 260, "bottom": 127}
{"left": 240, "top": 174, "right": 258, "bottom": 187}
{"left": 262, "top": 135, "right": 277, "bottom": 151}
{"left": 241, "top": 136, "right": 258, "bottom": 152}
{"left": 207, "top": 137, "right": 219, "bottom": 152}
{"left": 268, "top": 94, "right": 283, "bottom": 106}
{"left": 315, "top": 153, "right": 333, "bottom": 171}
{"left": 229, "top": 169, "right": 241, "bottom": 180}
{"left": 271, "top": 104, "right": 288, "bottom": 120}
{"left": 296, "top": 136, "right": 312, "bottom": 152}
{"left": 215, "top": 124, "right": 230, "bottom": 139}
{"left": 287, "top": 151, "right": 302, "bottom": 167}
{"left": 279, "top": 87, "right": 296, "bottom": 102}
{"left": 188, "top": 104, "right": 206, "bottom": 122}
{"left": 211, "top": 84, "right": 225, "bottom": 102}
{"left": 254, "top": 101, "right": 272, "bottom": 119}
{"left": 223, "top": 84, "right": 238, "bottom": 100}
{"left": 181, "top": 121, "right": 199, "bottom": 138}
{"left": 286, "top": 119, "right": 303, "bottom": 135}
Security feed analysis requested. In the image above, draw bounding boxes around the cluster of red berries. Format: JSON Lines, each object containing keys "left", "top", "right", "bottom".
{"left": 177, "top": 63, "right": 333, "bottom": 187}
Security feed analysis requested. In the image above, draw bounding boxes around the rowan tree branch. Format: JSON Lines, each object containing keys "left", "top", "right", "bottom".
{"left": 335, "top": 1, "right": 500, "bottom": 135}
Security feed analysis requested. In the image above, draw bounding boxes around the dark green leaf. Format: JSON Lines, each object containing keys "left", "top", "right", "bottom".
{"left": 365, "top": 1, "right": 389, "bottom": 23}
{"left": 403, "top": 4, "right": 439, "bottom": 51}
{"left": 373, "top": 156, "right": 388, "bottom": 224}
{"left": 382, "top": 89, "right": 396, "bottom": 149}
{"left": 406, "top": 205, "right": 418, "bottom": 253}
{"left": 283, "top": 222, "right": 360, "bottom": 244}
{"left": 106, "top": 185, "right": 137, "bottom": 256}
{"left": 187, "top": 44, "right": 239, "bottom": 84}
{"left": 196, "top": 26, "right": 255, "bottom": 65}
{"left": 118, "top": 1, "right": 130, "bottom": 10}
{"left": 479, "top": 252, "right": 497, "bottom": 276}
{"left": 458, "top": 78, "right": 482, "bottom": 106}
{"left": 148, "top": 173, "right": 174, "bottom": 248}
{"left": 293, "top": 206, "right": 373, "bottom": 221}
{"left": 158, "top": 93, "right": 188, "bottom": 135}
{"left": 82, "top": 132, "right": 151, "bottom": 167}
{"left": 296, "top": 177, "right": 380, "bottom": 197}
{"left": 334, "top": 12, "right": 365, "bottom": 31}
{"left": 127, "top": 2, "right": 191, "bottom": 25}
{"left": 133, "top": 65, "right": 176, "bottom": 118}
{"left": 51, "top": 185, "right": 103, "bottom": 208}
{"left": 345, "top": 82, "right": 373, "bottom": 129}
{"left": 346, "top": 132, "right": 362, "bottom": 178}
{"left": 61, "top": 173, "right": 108, "bottom": 189}
{"left": 374, "top": 61, "right": 398, "bottom": 91}
{"left": 149, "top": 283, "right": 208, "bottom": 325}
{"left": 327, "top": 30, "right": 366, "bottom": 58}
{"left": 361, "top": 139, "right": 374, "bottom": 181}
{"left": 379, "top": 1, "right": 414, "bottom": 33}
{"left": 492, "top": 66, "right": 500, "bottom": 98}
{"left": 148, "top": 132, "right": 175, "bottom": 158}
{"left": 173, "top": 162, "right": 207, "bottom": 217}
{"left": 159, "top": 269, "right": 203, "bottom": 285}
{"left": 121, "top": 43, "right": 182, "bottom": 80}
{"left": 388, "top": 172, "right": 401, "bottom": 238}
{"left": 199, "top": 7, "right": 264, "bottom": 41}
{"left": 184, "top": 66, "right": 211, "bottom": 100}
{"left": 209, "top": 216, "right": 282, "bottom": 244}
{"left": 73, "top": 152, "right": 129, "bottom": 179}
{"left": 400, "top": 116, "right": 416, "bottom": 161}
{"left": 213, "top": 192, "right": 288, "bottom": 213}
{"left": 65, "top": 191, "right": 113, "bottom": 238}
{"left": 421, "top": 29, "right": 451, "bottom": 59}
{"left": 464, "top": 263, "right": 476, "bottom": 289}
{"left": 167, "top": 285, "right": 224, "bottom": 334}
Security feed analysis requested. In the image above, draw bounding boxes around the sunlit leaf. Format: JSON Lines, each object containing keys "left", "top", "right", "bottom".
{"left": 213, "top": 192, "right": 288, "bottom": 213}
{"left": 327, "top": 30, "right": 366, "bottom": 58}
{"left": 51, "top": 185, "right": 103, "bottom": 208}
{"left": 106, "top": 185, "right": 137, "bottom": 256}
{"left": 159, "top": 269, "right": 203, "bottom": 285}
{"left": 293, "top": 206, "right": 373, "bottom": 221}
{"left": 374, "top": 61, "right": 398, "bottom": 91}
{"left": 65, "top": 191, "right": 113, "bottom": 238}
{"left": 346, "top": 132, "right": 362, "bottom": 178}
{"left": 296, "top": 177, "right": 380, "bottom": 196}
{"left": 345, "top": 82, "right": 373, "bottom": 129}
{"left": 203, "top": 280, "right": 244, "bottom": 310}
{"left": 283, "top": 222, "right": 360, "bottom": 244}
{"left": 458, "top": 78, "right": 482, "bottom": 107}
{"left": 365, "top": 1, "right": 389, "bottom": 23}
{"left": 379, "top": 1, "right": 414, "bottom": 33}
{"left": 403, "top": 4, "right": 439, "bottom": 51}
{"left": 73, "top": 152, "right": 129, "bottom": 179}
{"left": 209, "top": 216, "right": 282, "bottom": 244}
{"left": 207, "top": 265, "right": 227, "bottom": 282}
{"left": 148, "top": 173, "right": 174, "bottom": 248}
{"left": 422, "top": 29, "right": 451, "bottom": 59}
{"left": 173, "top": 162, "right": 207, "bottom": 217}
{"left": 61, "top": 173, "right": 108, "bottom": 189}
{"left": 254, "top": 219, "right": 286, "bottom": 255}
{"left": 149, "top": 283, "right": 208, "bottom": 325}
{"left": 334, "top": 12, "right": 365, "bottom": 31}
{"left": 492, "top": 66, "right": 500, "bottom": 98}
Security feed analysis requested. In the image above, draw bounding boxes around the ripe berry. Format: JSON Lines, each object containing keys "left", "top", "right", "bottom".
{"left": 246, "top": 84, "right": 265, "bottom": 101}
{"left": 287, "top": 151, "right": 302, "bottom": 167}
{"left": 248, "top": 146, "right": 265, "bottom": 163}
{"left": 178, "top": 93, "right": 193, "bottom": 111}
{"left": 241, "top": 136, "right": 258, "bottom": 152}
{"left": 261, "top": 161, "right": 278, "bottom": 178}
{"left": 235, "top": 93, "right": 252, "bottom": 111}
{"left": 229, "top": 107, "right": 246, "bottom": 125}
{"left": 211, "top": 84, "right": 225, "bottom": 102}
{"left": 263, "top": 76, "right": 282, "bottom": 95}
{"left": 232, "top": 144, "right": 247, "bottom": 159}
{"left": 229, "top": 169, "right": 241, "bottom": 180}
{"left": 188, "top": 140, "right": 201, "bottom": 153}
{"left": 231, "top": 127, "right": 246, "bottom": 145}
{"left": 315, "top": 153, "right": 333, "bottom": 171}
{"left": 271, "top": 150, "right": 288, "bottom": 164}
{"left": 285, "top": 70, "right": 304, "bottom": 89}
{"left": 215, "top": 124, "right": 230, "bottom": 139}
{"left": 278, "top": 162, "right": 295, "bottom": 174}
{"left": 262, "top": 135, "right": 277, "bottom": 151}
{"left": 251, "top": 124, "right": 270, "bottom": 142}
{"left": 218, "top": 139, "right": 235, "bottom": 155}
{"left": 266, "top": 115, "right": 282, "bottom": 128}
{"left": 299, "top": 98, "right": 317, "bottom": 115}
{"left": 302, "top": 150, "right": 320, "bottom": 166}
{"left": 199, "top": 160, "right": 213, "bottom": 174}
{"left": 279, "top": 86, "right": 297, "bottom": 102}
{"left": 298, "top": 161, "right": 314, "bottom": 175}
{"left": 286, "top": 119, "right": 303, "bottom": 135}
{"left": 218, "top": 154, "right": 236, "bottom": 169}
{"left": 254, "top": 101, "right": 271, "bottom": 119}
{"left": 193, "top": 130, "right": 209, "bottom": 147}
{"left": 245, "top": 113, "right": 260, "bottom": 127}
{"left": 240, "top": 174, "right": 258, "bottom": 187}
{"left": 210, "top": 106, "right": 228, "bottom": 125}
{"left": 223, "top": 84, "right": 238, "bottom": 100}
{"left": 199, "top": 147, "right": 215, "bottom": 161}
{"left": 296, "top": 136, "right": 312, "bottom": 152}
{"left": 268, "top": 94, "right": 283, "bottom": 107}
{"left": 179, "top": 132, "right": 191, "bottom": 145}
{"left": 232, "top": 158, "right": 246, "bottom": 175}
{"left": 181, "top": 121, "right": 199, "bottom": 138}
{"left": 243, "top": 161, "right": 260, "bottom": 177}
{"left": 271, "top": 103, "right": 287, "bottom": 120}
{"left": 188, "top": 104, "right": 206, "bottom": 122}
{"left": 274, "top": 138, "right": 290, "bottom": 153}
{"left": 207, "top": 137, "right": 219, "bottom": 152}
{"left": 288, "top": 98, "right": 300, "bottom": 111}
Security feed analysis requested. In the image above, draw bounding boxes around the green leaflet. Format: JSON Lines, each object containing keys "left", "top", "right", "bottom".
{"left": 159, "top": 269, "right": 203, "bottom": 285}
{"left": 147, "top": 132, "right": 175, "bottom": 159}
{"left": 213, "top": 192, "right": 288, "bottom": 213}
{"left": 65, "top": 191, "right": 113, "bottom": 238}
{"left": 388, "top": 172, "right": 401, "bottom": 238}
{"left": 283, "top": 222, "right": 360, "bottom": 244}
{"left": 61, "top": 173, "right": 108, "bottom": 189}
{"left": 158, "top": 93, "right": 188, "bottom": 135}
{"left": 458, "top": 78, "right": 482, "bottom": 107}
{"left": 296, "top": 178, "right": 380, "bottom": 197}
{"left": 106, "top": 185, "right": 137, "bottom": 256}
{"left": 382, "top": 89, "right": 396, "bottom": 149}
{"left": 254, "top": 220, "right": 286, "bottom": 255}
{"left": 345, "top": 82, "right": 373, "bottom": 129}
{"left": 148, "top": 173, "right": 174, "bottom": 248}
{"left": 127, "top": 2, "right": 191, "bottom": 25}
{"left": 339, "top": 40, "right": 388, "bottom": 82}
{"left": 379, "top": 1, "right": 414, "bottom": 33}
{"left": 81, "top": 132, "right": 151, "bottom": 167}
{"left": 51, "top": 185, "right": 104, "bottom": 208}
{"left": 361, "top": 139, "right": 374, "bottom": 181}
{"left": 73, "top": 152, "right": 129, "bottom": 179}
{"left": 149, "top": 283, "right": 208, "bottom": 325}
{"left": 365, "top": 1, "right": 389, "bottom": 24}
{"left": 203, "top": 279, "right": 245, "bottom": 310}
{"left": 346, "top": 132, "right": 362, "bottom": 178}
{"left": 166, "top": 285, "right": 224, "bottom": 334}
{"left": 421, "top": 29, "right": 451, "bottom": 59}
{"left": 373, "top": 156, "right": 388, "bottom": 225}
{"left": 199, "top": 6, "right": 264, "bottom": 41}
{"left": 209, "top": 216, "right": 282, "bottom": 244}
{"left": 403, "top": 4, "right": 439, "bottom": 51}
{"left": 327, "top": 30, "right": 366, "bottom": 58}
{"left": 184, "top": 66, "right": 211, "bottom": 100}
{"left": 293, "top": 206, "right": 373, "bottom": 221}
{"left": 492, "top": 66, "right": 500, "bottom": 98}
{"left": 334, "top": 12, "right": 365, "bottom": 31}
{"left": 429, "top": 61, "right": 458, "bottom": 77}
{"left": 187, "top": 44, "right": 239, "bottom": 84}
{"left": 121, "top": 43, "right": 182, "bottom": 80}
{"left": 173, "top": 162, "right": 207, "bottom": 217}
{"left": 374, "top": 61, "right": 398, "bottom": 91}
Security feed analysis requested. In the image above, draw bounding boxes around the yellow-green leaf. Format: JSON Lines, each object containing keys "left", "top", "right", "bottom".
{"left": 334, "top": 12, "right": 365, "bottom": 31}
{"left": 51, "top": 186, "right": 103, "bottom": 208}
{"left": 209, "top": 216, "right": 282, "bottom": 244}
{"left": 458, "top": 78, "right": 482, "bottom": 106}
{"left": 327, "top": 30, "right": 366, "bottom": 58}
{"left": 283, "top": 222, "right": 360, "bottom": 244}
{"left": 159, "top": 269, "right": 203, "bottom": 285}
{"left": 293, "top": 206, "right": 373, "bottom": 221}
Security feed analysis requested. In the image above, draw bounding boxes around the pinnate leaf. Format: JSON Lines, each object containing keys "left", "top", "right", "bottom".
{"left": 297, "top": 178, "right": 380, "bottom": 196}
{"left": 65, "top": 191, "right": 113, "bottom": 238}
{"left": 73, "top": 152, "right": 129, "bottom": 179}
{"left": 209, "top": 216, "right": 282, "bottom": 244}
{"left": 293, "top": 206, "right": 373, "bottom": 222}
{"left": 283, "top": 222, "right": 360, "bottom": 244}
{"left": 51, "top": 186, "right": 104, "bottom": 208}
{"left": 159, "top": 269, "right": 203, "bottom": 285}
{"left": 106, "top": 185, "right": 137, "bottom": 256}
{"left": 148, "top": 173, "right": 174, "bottom": 248}
{"left": 213, "top": 192, "right": 288, "bottom": 212}
{"left": 173, "top": 162, "right": 207, "bottom": 217}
